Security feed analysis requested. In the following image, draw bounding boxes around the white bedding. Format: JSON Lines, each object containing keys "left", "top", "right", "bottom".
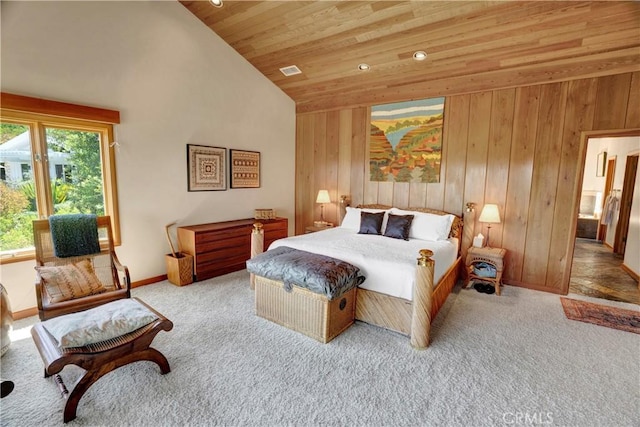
{"left": 269, "top": 227, "right": 459, "bottom": 301}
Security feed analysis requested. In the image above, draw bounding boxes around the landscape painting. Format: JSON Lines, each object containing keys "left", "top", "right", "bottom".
{"left": 370, "top": 97, "right": 445, "bottom": 183}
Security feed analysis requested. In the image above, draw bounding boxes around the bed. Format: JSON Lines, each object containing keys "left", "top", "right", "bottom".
{"left": 249, "top": 204, "right": 463, "bottom": 348}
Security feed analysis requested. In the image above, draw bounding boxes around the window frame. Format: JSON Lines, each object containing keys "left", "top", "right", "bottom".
{"left": 0, "top": 93, "right": 121, "bottom": 264}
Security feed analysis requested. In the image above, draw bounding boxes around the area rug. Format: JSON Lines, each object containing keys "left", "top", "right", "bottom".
{"left": 560, "top": 297, "right": 640, "bottom": 334}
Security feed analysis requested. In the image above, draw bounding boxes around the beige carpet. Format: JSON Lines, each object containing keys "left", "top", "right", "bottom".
{"left": 1, "top": 270, "right": 638, "bottom": 426}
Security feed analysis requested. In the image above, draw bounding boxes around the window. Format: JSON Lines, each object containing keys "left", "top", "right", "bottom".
{"left": 0, "top": 94, "right": 120, "bottom": 263}
{"left": 21, "top": 163, "right": 32, "bottom": 180}
{"left": 55, "top": 164, "right": 75, "bottom": 183}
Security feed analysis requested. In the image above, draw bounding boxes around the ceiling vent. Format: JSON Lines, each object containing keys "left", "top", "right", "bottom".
{"left": 279, "top": 65, "right": 302, "bottom": 76}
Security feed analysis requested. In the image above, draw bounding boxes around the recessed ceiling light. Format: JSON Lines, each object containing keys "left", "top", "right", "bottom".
{"left": 413, "top": 51, "right": 428, "bottom": 61}
{"left": 210, "top": 0, "right": 223, "bottom": 8}
{"left": 358, "top": 63, "right": 370, "bottom": 71}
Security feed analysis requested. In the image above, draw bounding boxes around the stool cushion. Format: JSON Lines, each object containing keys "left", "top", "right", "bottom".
{"left": 42, "top": 299, "right": 158, "bottom": 348}
{"left": 247, "top": 246, "right": 364, "bottom": 300}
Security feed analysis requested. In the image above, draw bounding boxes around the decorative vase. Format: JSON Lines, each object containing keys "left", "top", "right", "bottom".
{"left": 0, "top": 284, "right": 13, "bottom": 357}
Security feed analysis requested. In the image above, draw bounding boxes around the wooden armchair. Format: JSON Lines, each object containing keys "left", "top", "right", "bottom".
{"left": 33, "top": 216, "right": 131, "bottom": 321}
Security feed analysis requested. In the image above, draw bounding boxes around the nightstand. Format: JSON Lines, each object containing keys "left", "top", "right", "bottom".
{"left": 305, "top": 224, "right": 334, "bottom": 234}
{"left": 466, "top": 246, "right": 507, "bottom": 296}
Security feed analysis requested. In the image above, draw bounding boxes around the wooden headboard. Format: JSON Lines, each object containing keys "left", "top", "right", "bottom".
{"left": 354, "top": 204, "right": 463, "bottom": 240}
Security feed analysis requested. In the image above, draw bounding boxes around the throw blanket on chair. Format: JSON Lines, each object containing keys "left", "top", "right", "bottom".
{"left": 49, "top": 214, "right": 101, "bottom": 258}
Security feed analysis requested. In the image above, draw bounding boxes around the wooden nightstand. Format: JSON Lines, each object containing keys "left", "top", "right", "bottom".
{"left": 466, "top": 246, "right": 507, "bottom": 296}
{"left": 305, "top": 224, "right": 334, "bottom": 233}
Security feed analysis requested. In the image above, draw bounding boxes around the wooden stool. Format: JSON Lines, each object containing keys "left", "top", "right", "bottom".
{"left": 31, "top": 298, "right": 173, "bottom": 423}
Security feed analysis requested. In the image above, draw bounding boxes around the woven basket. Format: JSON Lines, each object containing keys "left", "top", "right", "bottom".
{"left": 165, "top": 253, "right": 193, "bottom": 286}
{"left": 254, "top": 209, "right": 276, "bottom": 220}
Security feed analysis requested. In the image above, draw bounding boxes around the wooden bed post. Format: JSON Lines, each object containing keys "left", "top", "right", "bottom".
{"left": 339, "top": 195, "right": 350, "bottom": 225}
{"left": 462, "top": 202, "right": 476, "bottom": 281}
{"left": 250, "top": 223, "right": 264, "bottom": 290}
{"left": 411, "top": 249, "right": 435, "bottom": 349}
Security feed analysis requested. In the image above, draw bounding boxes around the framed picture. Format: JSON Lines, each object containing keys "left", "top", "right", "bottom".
{"left": 187, "top": 144, "right": 227, "bottom": 191}
{"left": 596, "top": 152, "right": 607, "bottom": 177}
{"left": 230, "top": 149, "right": 260, "bottom": 188}
{"left": 370, "top": 97, "right": 445, "bottom": 183}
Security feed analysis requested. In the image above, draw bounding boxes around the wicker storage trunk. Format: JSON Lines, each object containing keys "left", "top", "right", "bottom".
{"left": 254, "top": 276, "right": 357, "bottom": 343}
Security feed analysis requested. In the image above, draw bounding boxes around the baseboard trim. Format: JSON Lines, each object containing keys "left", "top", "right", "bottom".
{"left": 620, "top": 263, "right": 639, "bottom": 283}
{"left": 12, "top": 307, "right": 38, "bottom": 320}
{"left": 132, "top": 275, "right": 167, "bottom": 288}
{"left": 11, "top": 275, "right": 168, "bottom": 320}
{"left": 503, "top": 279, "right": 567, "bottom": 295}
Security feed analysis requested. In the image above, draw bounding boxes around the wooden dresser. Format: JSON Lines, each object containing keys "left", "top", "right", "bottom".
{"left": 177, "top": 218, "right": 288, "bottom": 282}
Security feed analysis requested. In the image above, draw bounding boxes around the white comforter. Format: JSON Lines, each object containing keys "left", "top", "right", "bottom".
{"left": 269, "top": 227, "right": 458, "bottom": 301}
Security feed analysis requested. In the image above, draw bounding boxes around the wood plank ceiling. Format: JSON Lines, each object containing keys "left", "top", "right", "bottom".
{"left": 180, "top": 1, "right": 640, "bottom": 113}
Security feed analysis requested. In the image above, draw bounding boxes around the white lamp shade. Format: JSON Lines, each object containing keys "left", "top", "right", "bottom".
{"left": 316, "top": 190, "right": 331, "bottom": 204}
{"left": 479, "top": 204, "right": 501, "bottom": 223}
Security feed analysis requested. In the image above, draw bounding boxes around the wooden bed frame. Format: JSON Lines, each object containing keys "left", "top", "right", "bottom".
{"left": 250, "top": 204, "right": 463, "bottom": 349}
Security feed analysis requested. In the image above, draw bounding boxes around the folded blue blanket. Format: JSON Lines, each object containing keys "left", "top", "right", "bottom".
{"left": 49, "top": 214, "right": 100, "bottom": 258}
{"left": 246, "top": 246, "right": 365, "bottom": 300}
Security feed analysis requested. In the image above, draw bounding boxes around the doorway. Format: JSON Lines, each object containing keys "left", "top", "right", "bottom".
{"left": 569, "top": 134, "right": 640, "bottom": 305}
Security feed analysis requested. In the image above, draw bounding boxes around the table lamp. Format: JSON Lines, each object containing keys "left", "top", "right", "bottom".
{"left": 316, "top": 190, "right": 330, "bottom": 224}
{"left": 479, "top": 203, "right": 501, "bottom": 248}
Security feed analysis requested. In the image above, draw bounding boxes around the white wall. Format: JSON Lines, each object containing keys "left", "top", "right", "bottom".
{"left": 581, "top": 139, "right": 606, "bottom": 218}
{"left": 586, "top": 136, "right": 640, "bottom": 275}
{"left": 582, "top": 140, "right": 607, "bottom": 195}
{"left": 0, "top": 1, "right": 296, "bottom": 312}
{"left": 626, "top": 163, "right": 640, "bottom": 276}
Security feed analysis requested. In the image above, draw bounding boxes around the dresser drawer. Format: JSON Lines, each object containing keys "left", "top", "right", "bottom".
{"left": 178, "top": 217, "right": 288, "bottom": 282}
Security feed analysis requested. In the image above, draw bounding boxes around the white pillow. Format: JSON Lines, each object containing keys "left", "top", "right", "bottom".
{"left": 390, "top": 208, "right": 454, "bottom": 241}
{"left": 341, "top": 207, "right": 389, "bottom": 231}
{"left": 42, "top": 298, "right": 158, "bottom": 348}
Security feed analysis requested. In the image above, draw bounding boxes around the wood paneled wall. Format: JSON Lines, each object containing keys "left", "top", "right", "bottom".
{"left": 296, "top": 72, "right": 640, "bottom": 294}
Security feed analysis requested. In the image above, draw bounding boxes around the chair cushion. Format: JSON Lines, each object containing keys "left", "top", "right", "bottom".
{"left": 42, "top": 298, "right": 158, "bottom": 348}
{"left": 35, "top": 260, "right": 106, "bottom": 303}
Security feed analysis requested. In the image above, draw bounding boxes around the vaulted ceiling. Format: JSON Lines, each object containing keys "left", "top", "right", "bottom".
{"left": 180, "top": 1, "right": 640, "bottom": 113}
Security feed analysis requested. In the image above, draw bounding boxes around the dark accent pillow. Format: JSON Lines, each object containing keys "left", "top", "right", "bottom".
{"left": 383, "top": 214, "right": 414, "bottom": 240}
{"left": 358, "top": 212, "right": 385, "bottom": 235}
